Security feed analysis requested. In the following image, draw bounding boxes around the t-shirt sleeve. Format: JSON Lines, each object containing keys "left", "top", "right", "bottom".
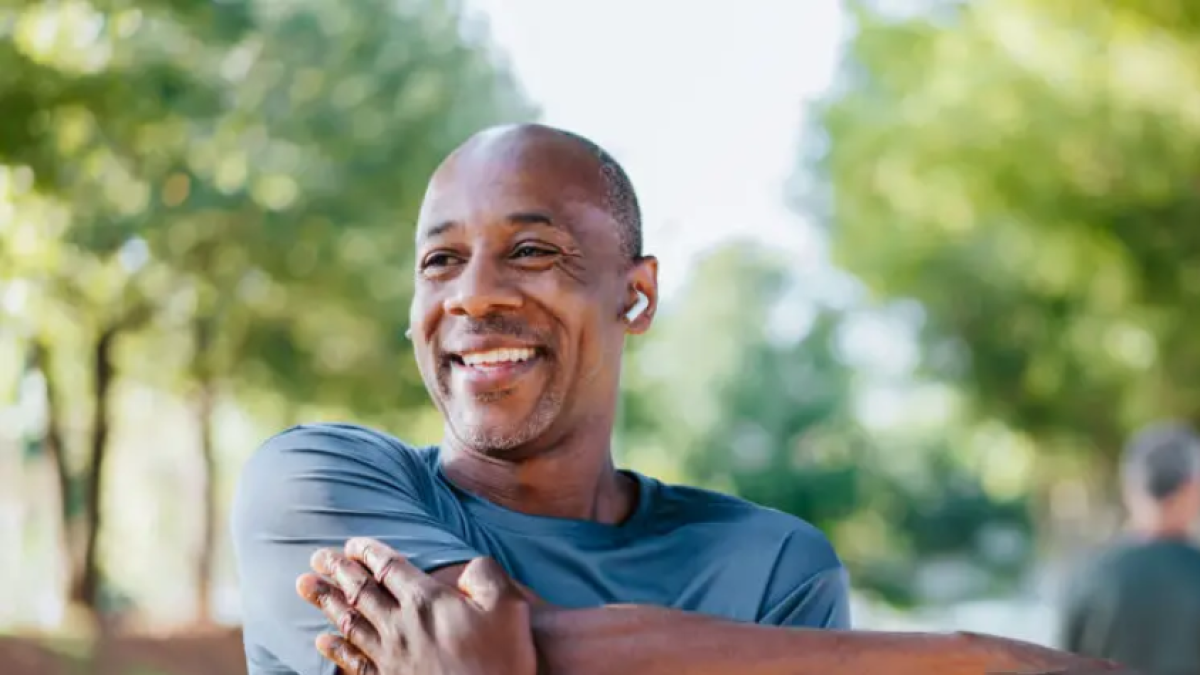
{"left": 756, "top": 526, "right": 852, "bottom": 629}
{"left": 230, "top": 424, "right": 481, "bottom": 675}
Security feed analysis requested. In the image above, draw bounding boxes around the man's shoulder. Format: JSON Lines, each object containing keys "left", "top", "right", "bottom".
{"left": 1104, "top": 539, "right": 1200, "bottom": 576}
{"left": 651, "top": 481, "right": 839, "bottom": 564}
{"left": 245, "top": 421, "right": 439, "bottom": 482}
{"left": 1068, "top": 539, "right": 1197, "bottom": 594}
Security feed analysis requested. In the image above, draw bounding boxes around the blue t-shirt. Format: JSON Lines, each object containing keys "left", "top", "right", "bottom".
{"left": 231, "top": 423, "right": 851, "bottom": 675}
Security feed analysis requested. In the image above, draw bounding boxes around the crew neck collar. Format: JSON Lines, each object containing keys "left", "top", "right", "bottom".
{"left": 433, "top": 450, "right": 659, "bottom": 542}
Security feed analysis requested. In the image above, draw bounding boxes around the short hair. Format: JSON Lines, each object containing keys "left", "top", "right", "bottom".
{"left": 556, "top": 130, "right": 643, "bottom": 260}
{"left": 1122, "top": 422, "right": 1200, "bottom": 501}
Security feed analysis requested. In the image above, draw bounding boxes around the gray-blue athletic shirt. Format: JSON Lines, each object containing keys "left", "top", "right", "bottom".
{"left": 231, "top": 423, "right": 851, "bottom": 675}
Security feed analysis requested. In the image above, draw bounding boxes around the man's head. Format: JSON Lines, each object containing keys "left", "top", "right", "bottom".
{"left": 409, "top": 124, "right": 658, "bottom": 456}
{"left": 1121, "top": 421, "right": 1200, "bottom": 535}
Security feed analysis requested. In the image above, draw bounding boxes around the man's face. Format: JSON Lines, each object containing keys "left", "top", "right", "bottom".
{"left": 409, "top": 130, "right": 656, "bottom": 454}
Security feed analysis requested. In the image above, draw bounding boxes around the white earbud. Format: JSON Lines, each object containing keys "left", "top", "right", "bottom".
{"left": 624, "top": 290, "right": 649, "bottom": 323}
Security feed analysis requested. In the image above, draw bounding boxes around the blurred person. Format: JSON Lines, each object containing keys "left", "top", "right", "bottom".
{"left": 1060, "top": 422, "right": 1200, "bottom": 674}
{"left": 232, "top": 123, "right": 1126, "bottom": 675}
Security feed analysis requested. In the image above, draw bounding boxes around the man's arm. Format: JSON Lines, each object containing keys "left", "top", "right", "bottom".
{"left": 231, "top": 424, "right": 482, "bottom": 675}
{"left": 309, "top": 539, "right": 1130, "bottom": 675}
{"left": 532, "top": 604, "right": 1125, "bottom": 675}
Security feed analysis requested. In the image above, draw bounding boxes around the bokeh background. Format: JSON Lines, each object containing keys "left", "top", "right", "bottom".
{"left": 4, "top": 0, "right": 1198, "bottom": 671}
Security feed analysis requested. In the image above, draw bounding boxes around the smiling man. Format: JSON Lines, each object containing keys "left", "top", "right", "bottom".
{"left": 231, "top": 124, "right": 1125, "bottom": 675}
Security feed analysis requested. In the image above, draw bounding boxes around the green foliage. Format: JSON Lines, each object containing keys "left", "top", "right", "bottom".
{"left": 621, "top": 242, "right": 1032, "bottom": 606}
{"left": 810, "top": 0, "right": 1200, "bottom": 470}
{"left": 1, "top": 0, "right": 535, "bottom": 423}
{"left": 0, "top": 0, "right": 533, "bottom": 616}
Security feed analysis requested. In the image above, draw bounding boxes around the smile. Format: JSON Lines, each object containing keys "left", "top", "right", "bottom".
{"left": 448, "top": 346, "right": 545, "bottom": 391}
{"left": 457, "top": 347, "right": 537, "bottom": 368}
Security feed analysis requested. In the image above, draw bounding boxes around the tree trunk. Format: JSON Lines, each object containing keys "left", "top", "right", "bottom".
{"left": 77, "top": 326, "right": 119, "bottom": 614}
{"left": 192, "top": 315, "right": 218, "bottom": 625}
{"left": 29, "top": 340, "right": 87, "bottom": 611}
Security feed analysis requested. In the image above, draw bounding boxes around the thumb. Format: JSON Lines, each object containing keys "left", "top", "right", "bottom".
{"left": 457, "top": 557, "right": 516, "bottom": 610}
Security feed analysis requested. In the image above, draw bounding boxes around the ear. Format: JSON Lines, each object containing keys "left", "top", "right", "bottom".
{"left": 623, "top": 255, "right": 658, "bottom": 335}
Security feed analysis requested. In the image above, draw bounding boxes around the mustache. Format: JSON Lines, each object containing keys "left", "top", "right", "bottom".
{"left": 445, "top": 315, "right": 549, "bottom": 347}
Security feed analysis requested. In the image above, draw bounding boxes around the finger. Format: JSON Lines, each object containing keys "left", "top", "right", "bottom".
{"left": 296, "top": 572, "right": 339, "bottom": 611}
{"left": 344, "top": 537, "right": 397, "bottom": 567}
{"left": 323, "top": 551, "right": 399, "bottom": 627}
{"left": 309, "top": 546, "right": 342, "bottom": 575}
{"left": 316, "top": 634, "right": 376, "bottom": 675}
{"left": 346, "top": 537, "right": 442, "bottom": 600}
{"left": 311, "top": 550, "right": 376, "bottom": 608}
{"left": 457, "top": 557, "right": 516, "bottom": 610}
{"left": 296, "top": 574, "right": 382, "bottom": 656}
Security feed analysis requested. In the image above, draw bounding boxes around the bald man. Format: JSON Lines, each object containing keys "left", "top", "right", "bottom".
{"left": 233, "top": 124, "right": 1126, "bottom": 675}
{"left": 1060, "top": 422, "right": 1200, "bottom": 674}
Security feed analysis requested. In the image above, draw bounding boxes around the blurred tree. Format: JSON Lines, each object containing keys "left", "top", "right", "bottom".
{"left": 806, "top": 0, "right": 1200, "bottom": 499}
{"left": 0, "top": 0, "right": 533, "bottom": 621}
{"left": 0, "top": 0, "right": 251, "bottom": 620}
{"left": 620, "top": 242, "right": 1031, "bottom": 606}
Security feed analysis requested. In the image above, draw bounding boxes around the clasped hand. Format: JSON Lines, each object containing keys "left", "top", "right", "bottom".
{"left": 296, "top": 538, "right": 538, "bottom": 675}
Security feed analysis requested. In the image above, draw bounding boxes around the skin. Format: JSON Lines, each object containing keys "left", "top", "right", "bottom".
{"left": 1125, "top": 477, "right": 1200, "bottom": 540}
{"left": 293, "top": 124, "right": 1134, "bottom": 675}
{"left": 409, "top": 124, "right": 654, "bottom": 524}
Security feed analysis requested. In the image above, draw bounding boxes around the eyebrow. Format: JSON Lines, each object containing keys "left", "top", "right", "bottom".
{"left": 419, "top": 211, "right": 563, "bottom": 241}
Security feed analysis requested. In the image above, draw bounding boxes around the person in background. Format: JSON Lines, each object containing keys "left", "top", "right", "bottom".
{"left": 1060, "top": 421, "right": 1200, "bottom": 675}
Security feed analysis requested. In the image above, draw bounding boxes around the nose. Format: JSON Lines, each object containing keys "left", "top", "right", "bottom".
{"left": 442, "top": 256, "right": 523, "bottom": 318}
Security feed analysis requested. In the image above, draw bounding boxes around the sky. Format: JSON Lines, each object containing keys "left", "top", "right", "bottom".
{"left": 464, "top": 0, "right": 848, "bottom": 299}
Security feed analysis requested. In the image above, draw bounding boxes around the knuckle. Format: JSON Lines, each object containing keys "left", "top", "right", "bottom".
{"left": 337, "top": 644, "right": 364, "bottom": 675}
{"left": 334, "top": 563, "right": 368, "bottom": 604}
{"left": 318, "top": 591, "right": 340, "bottom": 614}
{"left": 331, "top": 557, "right": 357, "bottom": 580}
{"left": 338, "top": 608, "right": 364, "bottom": 641}
{"left": 403, "top": 589, "right": 438, "bottom": 623}
{"left": 375, "top": 557, "right": 404, "bottom": 585}
{"left": 406, "top": 588, "right": 432, "bottom": 611}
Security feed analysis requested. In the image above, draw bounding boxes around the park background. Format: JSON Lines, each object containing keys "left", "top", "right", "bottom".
{"left": 3, "top": 0, "right": 1196, "bottom": 671}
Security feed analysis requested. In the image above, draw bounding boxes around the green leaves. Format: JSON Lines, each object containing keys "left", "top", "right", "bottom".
{"left": 1, "top": 0, "right": 534, "bottom": 424}
{"left": 811, "top": 0, "right": 1200, "bottom": 465}
{"left": 618, "top": 243, "right": 1030, "bottom": 606}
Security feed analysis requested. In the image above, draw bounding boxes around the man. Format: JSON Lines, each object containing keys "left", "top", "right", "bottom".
{"left": 233, "top": 123, "right": 1126, "bottom": 675}
{"left": 1059, "top": 422, "right": 1200, "bottom": 674}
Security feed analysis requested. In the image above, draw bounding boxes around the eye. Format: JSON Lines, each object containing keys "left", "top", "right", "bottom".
{"left": 511, "top": 243, "right": 555, "bottom": 259}
{"left": 420, "top": 251, "right": 462, "bottom": 271}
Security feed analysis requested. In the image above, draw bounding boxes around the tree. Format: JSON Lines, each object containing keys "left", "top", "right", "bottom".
{"left": 619, "top": 242, "right": 1032, "bottom": 606}
{"left": 0, "top": 0, "right": 249, "bottom": 618}
{"left": 0, "top": 0, "right": 533, "bottom": 620}
{"left": 806, "top": 0, "right": 1200, "bottom": 507}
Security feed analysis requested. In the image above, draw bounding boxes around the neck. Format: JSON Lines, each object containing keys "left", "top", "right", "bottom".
{"left": 440, "top": 420, "right": 636, "bottom": 524}
{"left": 1127, "top": 513, "right": 1192, "bottom": 541}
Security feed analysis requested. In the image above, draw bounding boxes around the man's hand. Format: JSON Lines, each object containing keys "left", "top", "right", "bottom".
{"left": 296, "top": 538, "right": 538, "bottom": 675}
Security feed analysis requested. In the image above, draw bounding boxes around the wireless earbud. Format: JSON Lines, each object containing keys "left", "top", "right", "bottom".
{"left": 624, "top": 290, "right": 649, "bottom": 323}
{"left": 403, "top": 328, "right": 413, "bottom": 340}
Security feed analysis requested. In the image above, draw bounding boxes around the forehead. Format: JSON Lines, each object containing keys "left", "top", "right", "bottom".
{"left": 416, "top": 132, "right": 617, "bottom": 244}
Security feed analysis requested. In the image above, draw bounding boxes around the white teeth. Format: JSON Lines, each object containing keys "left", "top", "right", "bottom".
{"left": 460, "top": 348, "right": 535, "bottom": 367}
